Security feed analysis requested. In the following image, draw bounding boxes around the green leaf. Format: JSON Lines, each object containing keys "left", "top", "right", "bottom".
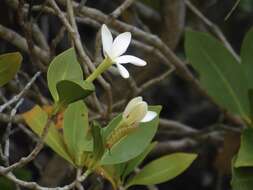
{"left": 232, "top": 167, "right": 253, "bottom": 190}
{"left": 248, "top": 89, "right": 253, "bottom": 122}
{"left": 122, "top": 142, "right": 157, "bottom": 180}
{"left": 0, "top": 52, "right": 22, "bottom": 87}
{"left": 113, "top": 142, "right": 157, "bottom": 183}
{"left": 91, "top": 122, "right": 105, "bottom": 163}
{"left": 232, "top": 157, "right": 253, "bottom": 190}
{"left": 126, "top": 153, "right": 197, "bottom": 187}
{"left": 185, "top": 30, "right": 250, "bottom": 119}
{"left": 63, "top": 101, "right": 93, "bottom": 165}
{"left": 57, "top": 80, "right": 94, "bottom": 106}
{"left": 241, "top": 27, "right": 253, "bottom": 89}
{"left": 22, "top": 106, "right": 74, "bottom": 164}
{"left": 101, "top": 106, "right": 162, "bottom": 165}
{"left": 47, "top": 48, "right": 83, "bottom": 101}
{"left": 102, "top": 114, "right": 122, "bottom": 141}
{"left": 235, "top": 128, "right": 253, "bottom": 167}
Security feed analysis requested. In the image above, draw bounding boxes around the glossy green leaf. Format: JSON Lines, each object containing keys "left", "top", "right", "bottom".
{"left": 47, "top": 48, "right": 83, "bottom": 101}
{"left": 235, "top": 128, "right": 253, "bottom": 167}
{"left": 122, "top": 142, "right": 157, "bottom": 179}
{"left": 185, "top": 30, "right": 250, "bottom": 119}
{"left": 57, "top": 80, "right": 94, "bottom": 106}
{"left": 0, "top": 52, "right": 22, "bottom": 86}
{"left": 232, "top": 157, "right": 253, "bottom": 190}
{"left": 241, "top": 27, "right": 253, "bottom": 89}
{"left": 63, "top": 101, "right": 93, "bottom": 165}
{"left": 22, "top": 106, "right": 73, "bottom": 164}
{"left": 101, "top": 106, "right": 162, "bottom": 165}
{"left": 126, "top": 153, "right": 197, "bottom": 187}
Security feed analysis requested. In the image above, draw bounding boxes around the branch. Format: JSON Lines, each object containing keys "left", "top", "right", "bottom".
{"left": 0, "top": 72, "right": 41, "bottom": 113}
{"left": 0, "top": 24, "right": 50, "bottom": 63}
{"left": 111, "top": 0, "right": 136, "bottom": 18}
{"left": 0, "top": 111, "right": 57, "bottom": 173}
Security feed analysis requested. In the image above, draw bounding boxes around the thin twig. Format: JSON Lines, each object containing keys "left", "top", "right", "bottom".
{"left": 111, "top": 0, "right": 136, "bottom": 18}
{"left": 186, "top": 0, "right": 240, "bottom": 62}
{"left": 3, "top": 99, "right": 24, "bottom": 166}
{"left": 0, "top": 72, "right": 41, "bottom": 113}
{"left": 0, "top": 112, "right": 57, "bottom": 174}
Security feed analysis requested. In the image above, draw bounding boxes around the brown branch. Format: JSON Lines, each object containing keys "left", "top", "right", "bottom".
{"left": 111, "top": 0, "right": 136, "bottom": 18}
{"left": 0, "top": 24, "right": 50, "bottom": 63}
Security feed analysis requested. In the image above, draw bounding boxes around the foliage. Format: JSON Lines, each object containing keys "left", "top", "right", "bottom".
{"left": 22, "top": 47, "right": 196, "bottom": 189}
{"left": 185, "top": 28, "right": 253, "bottom": 190}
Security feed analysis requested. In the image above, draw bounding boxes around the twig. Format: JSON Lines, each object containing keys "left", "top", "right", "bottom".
{"left": 137, "top": 67, "right": 175, "bottom": 95}
{"left": 111, "top": 0, "right": 136, "bottom": 18}
{"left": 0, "top": 72, "right": 41, "bottom": 113}
{"left": 159, "top": 118, "right": 198, "bottom": 133}
{"left": 3, "top": 99, "right": 24, "bottom": 166}
{"left": 0, "top": 113, "right": 23, "bottom": 123}
{"left": 186, "top": 0, "right": 240, "bottom": 62}
{"left": 50, "top": 26, "right": 66, "bottom": 57}
{"left": 0, "top": 24, "right": 49, "bottom": 63}
{"left": 225, "top": 0, "right": 241, "bottom": 20}
{"left": 0, "top": 171, "right": 76, "bottom": 190}
{"left": 0, "top": 111, "right": 57, "bottom": 174}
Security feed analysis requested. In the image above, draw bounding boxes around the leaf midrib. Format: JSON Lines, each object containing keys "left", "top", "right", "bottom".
{"left": 199, "top": 44, "right": 246, "bottom": 116}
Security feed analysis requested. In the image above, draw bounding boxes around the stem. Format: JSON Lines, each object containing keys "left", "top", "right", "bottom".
{"left": 85, "top": 58, "right": 112, "bottom": 83}
{"left": 78, "top": 169, "right": 91, "bottom": 182}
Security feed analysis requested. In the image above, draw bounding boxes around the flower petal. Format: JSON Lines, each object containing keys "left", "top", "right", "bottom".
{"left": 141, "top": 111, "right": 157, "bottom": 122}
{"left": 101, "top": 24, "right": 113, "bottom": 57}
{"left": 115, "top": 55, "right": 147, "bottom": 66}
{"left": 126, "top": 102, "right": 148, "bottom": 124}
{"left": 123, "top": 97, "right": 143, "bottom": 119}
{"left": 111, "top": 32, "right": 131, "bottom": 58}
{"left": 116, "top": 63, "right": 130, "bottom": 79}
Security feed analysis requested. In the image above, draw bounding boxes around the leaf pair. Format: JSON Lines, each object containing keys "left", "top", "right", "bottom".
{"left": 47, "top": 48, "right": 94, "bottom": 107}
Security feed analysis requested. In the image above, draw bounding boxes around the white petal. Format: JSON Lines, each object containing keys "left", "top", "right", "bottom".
{"left": 115, "top": 55, "right": 147, "bottom": 66}
{"left": 111, "top": 32, "right": 131, "bottom": 58}
{"left": 123, "top": 97, "right": 143, "bottom": 119}
{"left": 125, "top": 102, "right": 148, "bottom": 124}
{"left": 116, "top": 63, "right": 130, "bottom": 79}
{"left": 101, "top": 24, "right": 113, "bottom": 57}
{"left": 141, "top": 111, "right": 157, "bottom": 122}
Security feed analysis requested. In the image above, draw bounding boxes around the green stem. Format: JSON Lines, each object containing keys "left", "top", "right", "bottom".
{"left": 78, "top": 169, "right": 91, "bottom": 182}
{"left": 86, "top": 58, "right": 112, "bottom": 83}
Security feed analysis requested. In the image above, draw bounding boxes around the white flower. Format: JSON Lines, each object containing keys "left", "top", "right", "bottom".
{"left": 123, "top": 97, "right": 157, "bottom": 125}
{"left": 101, "top": 24, "right": 147, "bottom": 79}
